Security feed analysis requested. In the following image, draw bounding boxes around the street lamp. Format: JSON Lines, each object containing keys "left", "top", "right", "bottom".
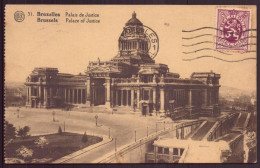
{"left": 17, "top": 108, "right": 20, "bottom": 118}
{"left": 156, "top": 123, "right": 158, "bottom": 134}
{"left": 115, "top": 138, "right": 117, "bottom": 152}
{"left": 52, "top": 111, "right": 56, "bottom": 122}
{"left": 95, "top": 115, "right": 98, "bottom": 126}
{"left": 135, "top": 130, "right": 136, "bottom": 142}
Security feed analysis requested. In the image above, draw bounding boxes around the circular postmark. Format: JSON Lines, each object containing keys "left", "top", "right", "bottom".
{"left": 14, "top": 11, "right": 25, "bottom": 22}
{"left": 143, "top": 25, "right": 159, "bottom": 59}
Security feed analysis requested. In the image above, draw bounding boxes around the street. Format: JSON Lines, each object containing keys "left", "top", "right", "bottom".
{"left": 5, "top": 107, "right": 171, "bottom": 163}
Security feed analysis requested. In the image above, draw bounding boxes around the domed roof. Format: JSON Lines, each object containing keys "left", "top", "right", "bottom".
{"left": 125, "top": 12, "right": 143, "bottom": 26}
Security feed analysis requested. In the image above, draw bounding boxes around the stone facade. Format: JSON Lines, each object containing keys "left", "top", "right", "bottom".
{"left": 25, "top": 12, "right": 221, "bottom": 118}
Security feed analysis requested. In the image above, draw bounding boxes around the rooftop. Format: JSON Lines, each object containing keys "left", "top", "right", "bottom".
{"left": 125, "top": 11, "right": 143, "bottom": 26}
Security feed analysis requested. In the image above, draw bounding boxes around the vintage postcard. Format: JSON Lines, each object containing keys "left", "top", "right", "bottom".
{"left": 4, "top": 5, "right": 257, "bottom": 164}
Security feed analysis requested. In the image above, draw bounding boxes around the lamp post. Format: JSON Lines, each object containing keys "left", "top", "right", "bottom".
{"left": 115, "top": 138, "right": 117, "bottom": 152}
{"left": 135, "top": 130, "right": 136, "bottom": 142}
{"left": 17, "top": 108, "right": 20, "bottom": 118}
{"left": 156, "top": 123, "right": 157, "bottom": 135}
{"left": 52, "top": 111, "right": 55, "bottom": 122}
{"left": 95, "top": 115, "right": 98, "bottom": 126}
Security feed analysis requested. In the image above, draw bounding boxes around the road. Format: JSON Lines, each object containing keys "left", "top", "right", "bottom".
{"left": 5, "top": 107, "right": 172, "bottom": 163}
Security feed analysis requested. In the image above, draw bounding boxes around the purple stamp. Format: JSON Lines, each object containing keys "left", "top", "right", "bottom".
{"left": 216, "top": 9, "right": 250, "bottom": 51}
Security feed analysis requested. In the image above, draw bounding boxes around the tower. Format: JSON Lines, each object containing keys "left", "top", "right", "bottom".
{"left": 111, "top": 12, "right": 155, "bottom": 65}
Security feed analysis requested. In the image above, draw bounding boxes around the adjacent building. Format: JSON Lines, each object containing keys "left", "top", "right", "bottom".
{"left": 25, "top": 12, "right": 221, "bottom": 118}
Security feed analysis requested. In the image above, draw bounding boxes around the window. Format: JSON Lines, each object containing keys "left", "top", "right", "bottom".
{"left": 158, "top": 147, "right": 163, "bottom": 154}
{"left": 144, "top": 90, "right": 149, "bottom": 100}
{"left": 164, "top": 148, "right": 169, "bottom": 154}
{"left": 148, "top": 76, "right": 153, "bottom": 82}
{"left": 173, "top": 148, "right": 178, "bottom": 155}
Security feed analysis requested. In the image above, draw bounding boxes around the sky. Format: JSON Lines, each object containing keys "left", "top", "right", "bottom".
{"left": 5, "top": 5, "right": 257, "bottom": 92}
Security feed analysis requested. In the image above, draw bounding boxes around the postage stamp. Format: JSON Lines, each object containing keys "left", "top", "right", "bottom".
{"left": 3, "top": 5, "right": 257, "bottom": 165}
{"left": 216, "top": 9, "right": 250, "bottom": 51}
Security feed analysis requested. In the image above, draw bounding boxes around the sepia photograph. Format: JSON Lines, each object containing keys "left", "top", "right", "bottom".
{"left": 3, "top": 5, "right": 257, "bottom": 164}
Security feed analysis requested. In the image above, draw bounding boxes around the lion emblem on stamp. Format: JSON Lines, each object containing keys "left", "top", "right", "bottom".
{"left": 216, "top": 9, "right": 250, "bottom": 51}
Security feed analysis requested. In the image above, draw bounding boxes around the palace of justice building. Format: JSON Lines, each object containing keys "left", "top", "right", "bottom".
{"left": 25, "top": 12, "right": 221, "bottom": 118}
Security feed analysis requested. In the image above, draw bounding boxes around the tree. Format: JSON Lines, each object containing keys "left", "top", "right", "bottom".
{"left": 58, "top": 126, "right": 62, "bottom": 134}
{"left": 17, "top": 126, "right": 30, "bottom": 139}
{"left": 16, "top": 146, "right": 33, "bottom": 161}
{"left": 82, "top": 131, "right": 88, "bottom": 143}
{"left": 34, "top": 136, "right": 49, "bottom": 148}
{"left": 5, "top": 121, "right": 16, "bottom": 142}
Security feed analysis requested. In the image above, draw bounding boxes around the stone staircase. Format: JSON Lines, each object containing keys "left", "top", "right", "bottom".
{"left": 191, "top": 121, "right": 216, "bottom": 141}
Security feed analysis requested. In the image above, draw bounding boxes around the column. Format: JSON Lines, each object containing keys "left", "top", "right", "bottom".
{"left": 153, "top": 88, "right": 156, "bottom": 112}
{"left": 43, "top": 87, "right": 47, "bottom": 107}
{"left": 215, "top": 88, "right": 219, "bottom": 104}
{"left": 160, "top": 88, "right": 165, "bottom": 113}
{"left": 116, "top": 90, "right": 119, "bottom": 106}
{"left": 26, "top": 87, "right": 29, "bottom": 104}
{"left": 38, "top": 86, "right": 41, "bottom": 98}
{"left": 169, "top": 148, "right": 173, "bottom": 162}
{"left": 131, "top": 89, "right": 134, "bottom": 107}
{"left": 92, "top": 87, "right": 95, "bottom": 106}
{"left": 76, "top": 89, "right": 79, "bottom": 104}
{"left": 188, "top": 89, "right": 192, "bottom": 106}
{"left": 72, "top": 89, "right": 75, "bottom": 104}
{"left": 121, "top": 90, "right": 124, "bottom": 106}
{"left": 81, "top": 89, "right": 83, "bottom": 104}
{"left": 181, "top": 127, "right": 184, "bottom": 139}
{"left": 208, "top": 89, "right": 212, "bottom": 106}
{"left": 28, "top": 87, "right": 32, "bottom": 106}
{"left": 154, "top": 146, "right": 158, "bottom": 163}
{"left": 64, "top": 88, "right": 67, "bottom": 103}
{"left": 86, "top": 79, "right": 91, "bottom": 106}
{"left": 68, "top": 89, "right": 71, "bottom": 103}
{"left": 203, "top": 89, "right": 207, "bottom": 106}
{"left": 136, "top": 89, "right": 140, "bottom": 109}
{"left": 38, "top": 86, "right": 42, "bottom": 107}
{"left": 49, "top": 87, "right": 52, "bottom": 99}
{"left": 106, "top": 79, "right": 111, "bottom": 107}
{"left": 126, "top": 90, "right": 129, "bottom": 106}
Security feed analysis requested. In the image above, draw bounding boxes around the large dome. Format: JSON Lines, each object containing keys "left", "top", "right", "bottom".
{"left": 125, "top": 12, "right": 143, "bottom": 26}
